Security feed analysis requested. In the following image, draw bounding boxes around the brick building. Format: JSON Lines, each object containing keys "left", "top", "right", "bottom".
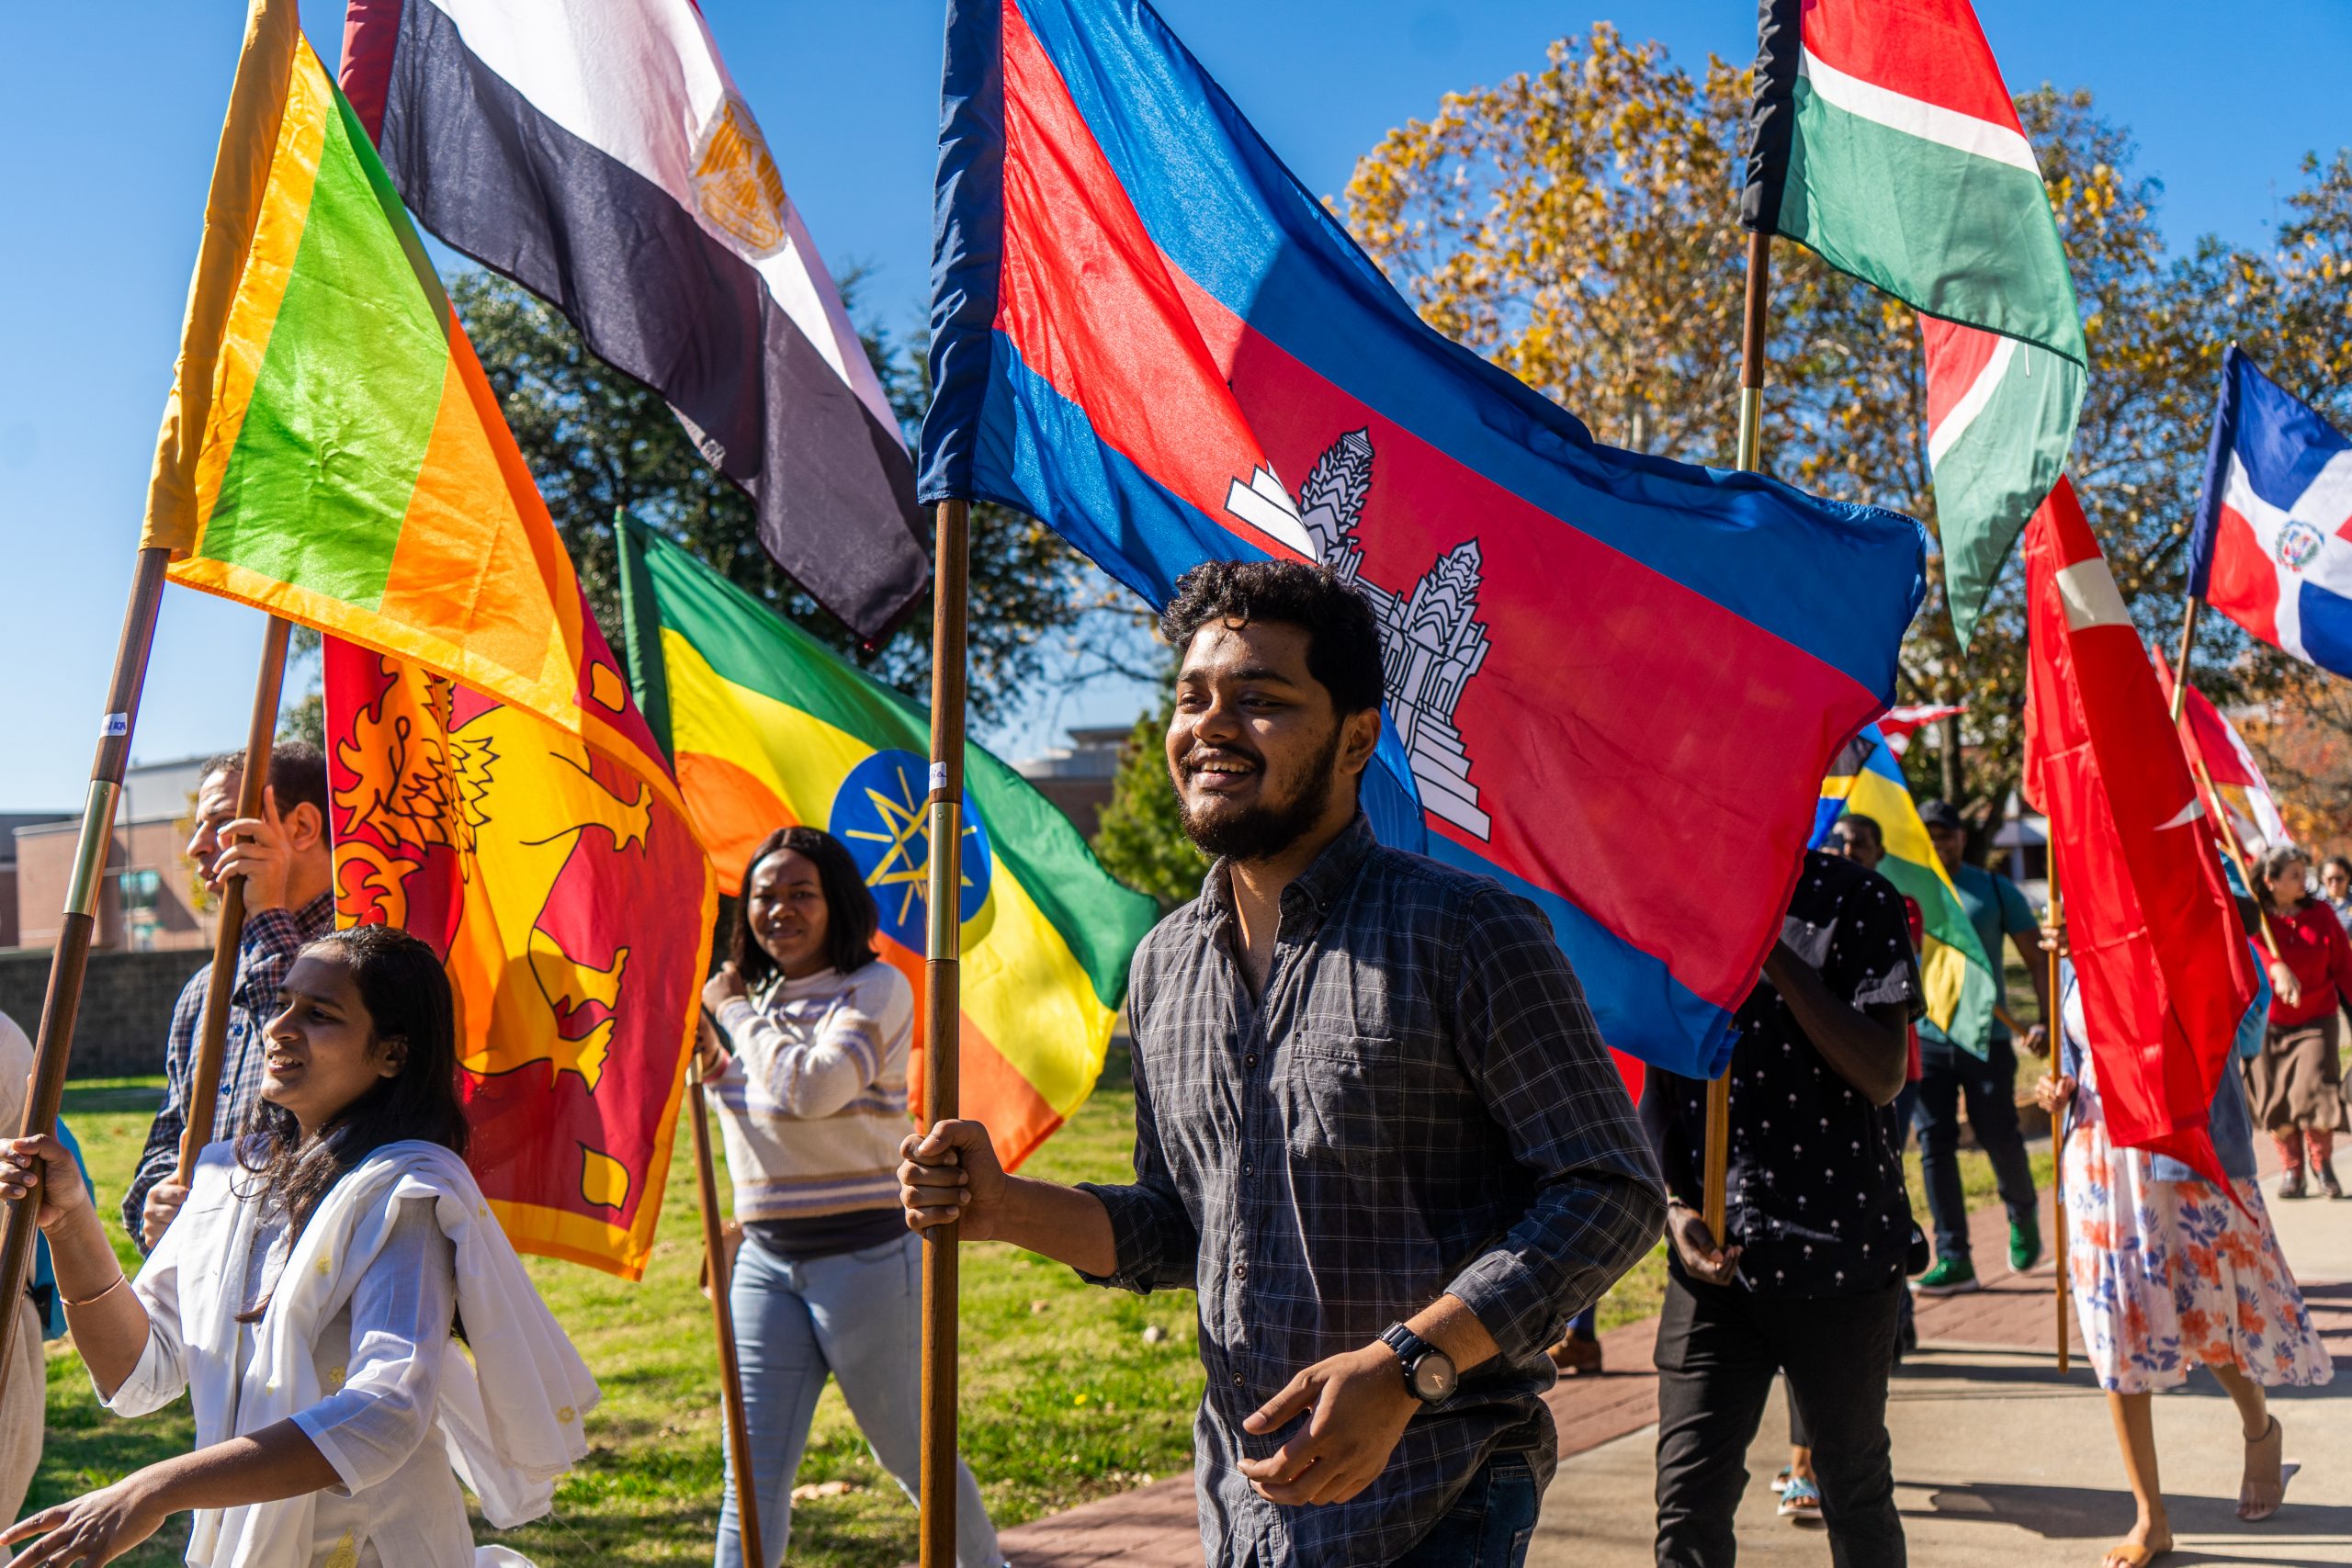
{"left": 12, "top": 755, "right": 220, "bottom": 954}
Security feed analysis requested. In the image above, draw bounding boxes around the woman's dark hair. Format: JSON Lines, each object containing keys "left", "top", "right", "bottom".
{"left": 729, "top": 826, "right": 881, "bottom": 988}
{"left": 234, "top": 924, "right": 468, "bottom": 1316}
{"left": 2256, "top": 842, "right": 2312, "bottom": 913}
{"left": 2324, "top": 855, "right": 2352, "bottom": 882}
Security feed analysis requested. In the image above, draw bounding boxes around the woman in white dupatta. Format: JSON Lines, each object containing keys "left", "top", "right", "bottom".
{"left": 1, "top": 926, "right": 597, "bottom": 1568}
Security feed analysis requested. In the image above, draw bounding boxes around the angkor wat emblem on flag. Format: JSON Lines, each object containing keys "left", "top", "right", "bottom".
{"left": 1226, "top": 430, "right": 1493, "bottom": 839}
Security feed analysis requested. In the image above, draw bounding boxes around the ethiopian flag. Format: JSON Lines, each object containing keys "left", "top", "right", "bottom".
{"left": 1746, "top": 0, "right": 2086, "bottom": 644}
{"left": 1815, "top": 725, "right": 1997, "bottom": 1055}
{"left": 616, "top": 520, "right": 1159, "bottom": 1169}
{"left": 144, "top": 0, "right": 713, "bottom": 1280}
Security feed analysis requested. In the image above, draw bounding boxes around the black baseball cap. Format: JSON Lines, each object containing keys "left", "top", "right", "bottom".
{"left": 1917, "top": 799, "right": 1964, "bottom": 831}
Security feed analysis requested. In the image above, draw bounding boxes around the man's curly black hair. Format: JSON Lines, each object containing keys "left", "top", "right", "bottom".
{"left": 1159, "top": 560, "right": 1386, "bottom": 715}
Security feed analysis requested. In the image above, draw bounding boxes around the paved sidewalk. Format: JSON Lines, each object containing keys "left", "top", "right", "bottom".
{"left": 988, "top": 1177, "right": 2349, "bottom": 1567}
{"left": 1529, "top": 1177, "right": 2352, "bottom": 1567}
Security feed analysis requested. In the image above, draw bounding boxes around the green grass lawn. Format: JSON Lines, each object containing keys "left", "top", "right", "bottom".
{"left": 35, "top": 1061, "right": 1212, "bottom": 1566}
{"left": 39, "top": 1038, "right": 2059, "bottom": 1564}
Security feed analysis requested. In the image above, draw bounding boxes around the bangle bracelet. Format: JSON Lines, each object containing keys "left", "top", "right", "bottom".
{"left": 62, "top": 1273, "right": 129, "bottom": 1310}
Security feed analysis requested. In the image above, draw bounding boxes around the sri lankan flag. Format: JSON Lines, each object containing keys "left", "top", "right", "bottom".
{"left": 145, "top": 0, "right": 713, "bottom": 1280}
{"left": 616, "top": 519, "right": 1159, "bottom": 1170}
{"left": 1815, "top": 725, "right": 1997, "bottom": 1056}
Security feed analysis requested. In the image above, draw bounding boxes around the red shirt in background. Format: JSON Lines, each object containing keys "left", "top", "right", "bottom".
{"left": 2267, "top": 898, "right": 2352, "bottom": 1028}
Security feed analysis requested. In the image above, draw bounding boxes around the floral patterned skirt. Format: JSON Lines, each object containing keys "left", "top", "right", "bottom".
{"left": 2063, "top": 1117, "right": 2334, "bottom": 1394}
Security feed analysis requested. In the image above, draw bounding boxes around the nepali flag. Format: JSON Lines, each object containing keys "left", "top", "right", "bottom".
{"left": 2024, "top": 479, "right": 2255, "bottom": 1186}
{"left": 919, "top": 0, "right": 1927, "bottom": 1076}
{"left": 2188, "top": 345, "right": 2352, "bottom": 678}
{"left": 341, "top": 0, "right": 932, "bottom": 643}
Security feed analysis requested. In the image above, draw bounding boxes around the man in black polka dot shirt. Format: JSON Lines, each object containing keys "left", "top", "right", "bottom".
{"left": 1641, "top": 847, "right": 1921, "bottom": 1567}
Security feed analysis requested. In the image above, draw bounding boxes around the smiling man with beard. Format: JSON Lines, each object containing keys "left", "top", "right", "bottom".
{"left": 900, "top": 560, "right": 1665, "bottom": 1568}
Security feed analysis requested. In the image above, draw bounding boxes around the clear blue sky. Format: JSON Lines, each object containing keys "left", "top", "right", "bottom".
{"left": 2, "top": 0, "right": 2346, "bottom": 808}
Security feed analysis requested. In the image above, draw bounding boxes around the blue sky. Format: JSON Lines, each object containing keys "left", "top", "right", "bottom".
{"left": 2, "top": 0, "right": 2346, "bottom": 808}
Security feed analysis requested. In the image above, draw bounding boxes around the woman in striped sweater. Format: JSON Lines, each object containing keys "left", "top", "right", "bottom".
{"left": 703, "top": 826, "right": 1004, "bottom": 1568}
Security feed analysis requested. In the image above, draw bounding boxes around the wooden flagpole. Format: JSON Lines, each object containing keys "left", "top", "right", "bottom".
{"left": 2048, "top": 852, "right": 2069, "bottom": 1374}
{"left": 1704, "top": 228, "right": 1775, "bottom": 1246}
{"left": 919, "top": 498, "right": 971, "bottom": 1568}
{"left": 172, "top": 613, "right": 292, "bottom": 1184}
{"left": 2166, "top": 595, "right": 2203, "bottom": 725}
{"left": 0, "top": 547, "right": 172, "bottom": 1406}
{"left": 687, "top": 1032, "right": 763, "bottom": 1567}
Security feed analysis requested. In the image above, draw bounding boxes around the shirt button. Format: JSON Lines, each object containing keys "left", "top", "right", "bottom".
{"left": 1242, "top": 1163, "right": 1253, "bottom": 1177}
{"left": 1233, "top": 1262, "right": 1248, "bottom": 1280}
{"left": 1233, "top": 1372, "right": 1245, "bottom": 1386}
{"left": 1245, "top": 1053, "right": 1258, "bottom": 1067}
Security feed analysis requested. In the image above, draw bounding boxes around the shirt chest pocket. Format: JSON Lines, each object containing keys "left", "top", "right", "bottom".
{"left": 1276, "top": 1036, "right": 1399, "bottom": 1170}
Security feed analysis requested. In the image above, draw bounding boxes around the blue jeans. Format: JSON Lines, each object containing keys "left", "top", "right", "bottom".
{"left": 1914, "top": 1035, "right": 2037, "bottom": 1260}
{"left": 715, "top": 1231, "right": 1001, "bottom": 1568}
{"left": 1389, "top": 1453, "right": 1541, "bottom": 1567}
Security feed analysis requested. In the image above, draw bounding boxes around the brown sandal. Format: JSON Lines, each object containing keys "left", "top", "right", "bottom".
{"left": 2241, "top": 1415, "right": 2290, "bottom": 1521}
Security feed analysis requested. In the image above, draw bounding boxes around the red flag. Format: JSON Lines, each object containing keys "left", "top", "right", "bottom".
{"left": 2022, "top": 479, "right": 2255, "bottom": 1185}
{"left": 2150, "top": 656, "right": 2290, "bottom": 850}
{"left": 324, "top": 635, "right": 716, "bottom": 1280}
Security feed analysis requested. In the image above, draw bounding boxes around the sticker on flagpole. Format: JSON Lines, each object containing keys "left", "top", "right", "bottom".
{"left": 99, "top": 713, "right": 130, "bottom": 738}
{"left": 929, "top": 761, "right": 948, "bottom": 794}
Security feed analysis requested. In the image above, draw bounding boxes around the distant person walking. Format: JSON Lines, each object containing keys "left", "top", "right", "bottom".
{"left": 1910, "top": 799, "right": 2049, "bottom": 1293}
{"left": 1644, "top": 847, "right": 1919, "bottom": 1567}
{"left": 2040, "top": 922, "right": 2331, "bottom": 1568}
{"left": 2250, "top": 842, "right": 2352, "bottom": 1200}
{"left": 2320, "top": 854, "right": 2352, "bottom": 937}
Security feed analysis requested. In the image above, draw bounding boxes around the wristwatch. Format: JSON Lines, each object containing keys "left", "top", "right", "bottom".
{"left": 1379, "top": 1323, "right": 1459, "bottom": 1404}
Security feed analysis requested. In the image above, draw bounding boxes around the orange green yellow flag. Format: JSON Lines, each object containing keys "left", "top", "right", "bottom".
{"left": 151, "top": 0, "right": 716, "bottom": 1279}
{"left": 142, "top": 0, "right": 626, "bottom": 756}
{"left": 615, "top": 519, "right": 1160, "bottom": 1170}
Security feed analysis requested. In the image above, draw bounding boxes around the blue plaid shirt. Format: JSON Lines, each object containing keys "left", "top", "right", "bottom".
{"left": 1078, "top": 816, "right": 1665, "bottom": 1567}
{"left": 121, "top": 891, "right": 335, "bottom": 1249}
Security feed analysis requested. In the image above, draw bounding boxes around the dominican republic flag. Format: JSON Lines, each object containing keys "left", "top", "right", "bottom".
{"left": 341, "top": 0, "right": 931, "bottom": 643}
{"left": 2188, "top": 346, "right": 2352, "bottom": 677}
{"left": 920, "top": 0, "right": 1928, "bottom": 1077}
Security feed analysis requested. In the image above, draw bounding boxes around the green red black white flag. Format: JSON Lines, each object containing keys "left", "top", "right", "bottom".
{"left": 1745, "top": 0, "right": 2086, "bottom": 645}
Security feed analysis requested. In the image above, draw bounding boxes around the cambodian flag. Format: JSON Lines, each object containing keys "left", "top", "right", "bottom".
{"left": 918, "top": 0, "right": 1926, "bottom": 1077}
{"left": 2189, "top": 346, "right": 2352, "bottom": 675}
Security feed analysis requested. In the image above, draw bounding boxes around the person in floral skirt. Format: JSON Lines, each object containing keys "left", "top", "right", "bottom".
{"left": 2039, "top": 921, "right": 2331, "bottom": 1568}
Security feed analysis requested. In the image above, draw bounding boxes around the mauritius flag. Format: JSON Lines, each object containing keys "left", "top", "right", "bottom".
{"left": 921, "top": 0, "right": 1926, "bottom": 1077}
{"left": 1815, "top": 725, "right": 1997, "bottom": 1055}
{"left": 145, "top": 0, "right": 712, "bottom": 1280}
{"left": 1747, "top": 0, "right": 2086, "bottom": 644}
{"left": 615, "top": 520, "right": 1160, "bottom": 1170}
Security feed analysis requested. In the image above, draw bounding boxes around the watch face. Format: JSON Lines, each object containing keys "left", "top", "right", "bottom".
{"left": 1409, "top": 1351, "right": 1458, "bottom": 1402}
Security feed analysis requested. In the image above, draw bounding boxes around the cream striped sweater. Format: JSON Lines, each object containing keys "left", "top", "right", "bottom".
{"left": 707, "top": 962, "right": 913, "bottom": 1223}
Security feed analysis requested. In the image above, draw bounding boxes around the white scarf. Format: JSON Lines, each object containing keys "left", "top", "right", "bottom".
{"left": 170, "top": 1141, "right": 598, "bottom": 1566}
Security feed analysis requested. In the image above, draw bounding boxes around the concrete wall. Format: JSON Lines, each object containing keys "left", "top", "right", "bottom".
{"left": 0, "top": 947, "right": 198, "bottom": 1080}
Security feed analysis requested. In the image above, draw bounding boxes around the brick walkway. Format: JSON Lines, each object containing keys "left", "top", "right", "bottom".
{"left": 983, "top": 1196, "right": 2092, "bottom": 1566}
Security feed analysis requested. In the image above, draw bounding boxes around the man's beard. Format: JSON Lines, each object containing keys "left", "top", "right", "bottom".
{"left": 1174, "top": 723, "right": 1343, "bottom": 863}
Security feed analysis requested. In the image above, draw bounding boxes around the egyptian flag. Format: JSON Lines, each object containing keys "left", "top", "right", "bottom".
{"left": 341, "top": 0, "right": 931, "bottom": 643}
{"left": 2022, "top": 479, "right": 2255, "bottom": 1185}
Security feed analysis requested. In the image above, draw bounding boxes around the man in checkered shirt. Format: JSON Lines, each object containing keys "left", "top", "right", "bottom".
{"left": 120, "top": 742, "right": 335, "bottom": 1252}
{"left": 901, "top": 561, "right": 1665, "bottom": 1567}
